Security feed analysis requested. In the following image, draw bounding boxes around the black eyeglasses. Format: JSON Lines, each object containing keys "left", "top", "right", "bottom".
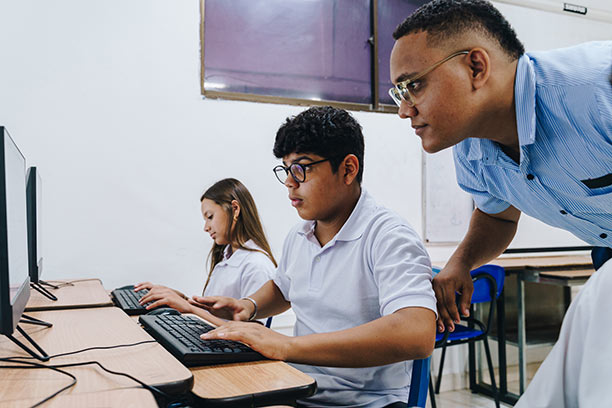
{"left": 272, "top": 158, "right": 332, "bottom": 185}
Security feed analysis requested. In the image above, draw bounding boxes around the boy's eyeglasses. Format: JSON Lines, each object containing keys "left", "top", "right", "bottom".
{"left": 273, "top": 158, "right": 331, "bottom": 185}
{"left": 389, "top": 50, "right": 469, "bottom": 108}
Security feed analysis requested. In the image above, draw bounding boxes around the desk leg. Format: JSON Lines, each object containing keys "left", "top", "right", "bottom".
{"left": 517, "top": 274, "right": 527, "bottom": 394}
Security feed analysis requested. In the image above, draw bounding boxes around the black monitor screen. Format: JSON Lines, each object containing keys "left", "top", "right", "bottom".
{"left": 26, "top": 167, "right": 42, "bottom": 283}
{"left": 0, "top": 127, "right": 30, "bottom": 334}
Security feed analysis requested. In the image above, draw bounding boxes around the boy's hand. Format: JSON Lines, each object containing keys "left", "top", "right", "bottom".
{"left": 201, "top": 321, "right": 291, "bottom": 361}
{"left": 189, "top": 296, "right": 253, "bottom": 321}
{"left": 139, "top": 286, "right": 194, "bottom": 313}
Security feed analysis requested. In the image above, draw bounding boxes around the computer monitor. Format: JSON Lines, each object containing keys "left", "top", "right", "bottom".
{"left": 0, "top": 127, "right": 50, "bottom": 360}
{"left": 26, "top": 167, "right": 42, "bottom": 283}
{"left": 26, "top": 167, "right": 56, "bottom": 300}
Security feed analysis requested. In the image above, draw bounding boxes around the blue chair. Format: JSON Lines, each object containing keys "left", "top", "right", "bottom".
{"left": 265, "top": 316, "right": 273, "bottom": 328}
{"left": 408, "top": 356, "right": 431, "bottom": 408}
{"left": 430, "top": 264, "right": 505, "bottom": 408}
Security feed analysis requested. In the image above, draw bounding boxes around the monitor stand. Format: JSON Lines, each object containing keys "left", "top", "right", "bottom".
{"left": 30, "top": 281, "right": 58, "bottom": 301}
{"left": 4, "top": 314, "right": 52, "bottom": 361}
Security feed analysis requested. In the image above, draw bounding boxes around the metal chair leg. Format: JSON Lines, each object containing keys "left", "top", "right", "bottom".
{"left": 429, "top": 375, "right": 437, "bottom": 408}
{"left": 483, "top": 337, "right": 500, "bottom": 408}
{"left": 435, "top": 344, "right": 447, "bottom": 394}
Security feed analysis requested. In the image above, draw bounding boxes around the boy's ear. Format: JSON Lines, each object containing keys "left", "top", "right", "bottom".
{"left": 231, "top": 200, "right": 241, "bottom": 221}
{"left": 342, "top": 154, "right": 360, "bottom": 185}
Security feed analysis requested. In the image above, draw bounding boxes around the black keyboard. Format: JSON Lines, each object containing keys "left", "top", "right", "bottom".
{"left": 111, "top": 286, "right": 154, "bottom": 315}
{"left": 138, "top": 314, "right": 266, "bottom": 366}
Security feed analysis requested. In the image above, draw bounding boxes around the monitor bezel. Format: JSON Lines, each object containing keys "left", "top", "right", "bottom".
{"left": 0, "top": 126, "right": 31, "bottom": 335}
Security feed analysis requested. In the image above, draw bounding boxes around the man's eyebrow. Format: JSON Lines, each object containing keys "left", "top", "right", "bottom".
{"left": 394, "top": 72, "right": 416, "bottom": 84}
{"left": 283, "top": 155, "right": 314, "bottom": 166}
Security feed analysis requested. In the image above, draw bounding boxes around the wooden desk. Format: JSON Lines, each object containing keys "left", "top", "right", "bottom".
{"left": 132, "top": 313, "right": 316, "bottom": 405}
{"left": 0, "top": 388, "right": 157, "bottom": 408}
{"left": 0, "top": 308, "right": 192, "bottom": 405}
{"left": 191, "top": 360, "right": 316, "bottom": 406}
{"left": 25, "top": 279, "right": 113, "bottom": 311}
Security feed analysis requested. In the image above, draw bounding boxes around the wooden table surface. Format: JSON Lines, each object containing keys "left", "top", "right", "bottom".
{"left": 26, "top": 279, "right": 113, "bottom": 311}
{"left": 0, "top": 308, "right": 192, "bottom": 404}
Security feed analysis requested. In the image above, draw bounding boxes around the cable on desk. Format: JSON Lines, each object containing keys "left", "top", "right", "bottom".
{"left": 0, "top": 340, "right": 186, "bottom": 407}
{"left": 1, "top": 339, "right": 158, "bottom": 361}
{"left": 0, "top": 357, "right": 77, "bottom": 408}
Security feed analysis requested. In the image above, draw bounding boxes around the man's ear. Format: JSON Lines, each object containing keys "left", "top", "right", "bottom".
{"left": 342, "top": 154, "right": 360, "bottom": 185}
{"left": 467, "top": 48, "right": 491, "bottom": 90}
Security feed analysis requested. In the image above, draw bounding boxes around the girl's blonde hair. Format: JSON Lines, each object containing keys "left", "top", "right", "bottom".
{"left": 201, "top": 178, "right": 277, "bottom": 293}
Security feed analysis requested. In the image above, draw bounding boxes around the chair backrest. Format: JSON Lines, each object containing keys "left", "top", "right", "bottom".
{"left": 265, "top": 316, "right": 273, "bottom": 328}
{"left": 470, "top": 264, "right": 505, "bottom": 304}
{"left": 407, "top": 356, "right": 430, "bottom": 408}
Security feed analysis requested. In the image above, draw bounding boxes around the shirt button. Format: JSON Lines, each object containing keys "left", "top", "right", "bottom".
{"left": 560, "top": 210, "right": 567, "bottom": 215}
{"left": 601, "top": 233, "right": 608, "bottom": 239}
{"left": 315, "top": 256, "right": 320, "bottom": 262}
{"left": 526, "top": 174, "right": 535, "bottom": 180}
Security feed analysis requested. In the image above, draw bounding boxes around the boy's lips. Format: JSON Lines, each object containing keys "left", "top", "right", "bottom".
{"left": 289, "top": 196, "right": 303, "bottom": 207}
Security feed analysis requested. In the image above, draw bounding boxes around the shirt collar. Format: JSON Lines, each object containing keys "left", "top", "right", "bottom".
{"left": 297, "top": 188, "right": 375, "bottom": 244}
{"left": 219, "top": 239, "right": 258, "bottom": 267}
{"left": 462, "top": 54, "right": 536, "bottom": 165}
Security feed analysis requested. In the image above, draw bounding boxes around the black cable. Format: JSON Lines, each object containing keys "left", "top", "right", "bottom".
{"left": 1, "top": 339, "right": 157, "bottom": 361}
{"left": 0, "top": 340, "right": 175, "bottom": 407}
{"left": 0, "top": 358, "right": 77, "bottom": 408}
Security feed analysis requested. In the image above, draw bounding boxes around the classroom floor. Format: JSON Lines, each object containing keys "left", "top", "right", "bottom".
{"left": 428, "top": 361, "right": 542, "bottom": 407}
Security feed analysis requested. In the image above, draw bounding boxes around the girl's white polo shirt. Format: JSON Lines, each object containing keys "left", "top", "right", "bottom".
{"left": 203, "top": 240, "right": 274, "bottom": 299}
{"left": 272, "top": 189, "right": 436, "bottom": 407}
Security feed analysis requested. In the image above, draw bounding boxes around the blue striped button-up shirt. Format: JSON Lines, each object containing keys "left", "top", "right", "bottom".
{"left": 454, "top": 41, "right": 612, "bottom": 247}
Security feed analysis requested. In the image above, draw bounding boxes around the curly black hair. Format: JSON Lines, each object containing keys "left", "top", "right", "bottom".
{"left": 273, "top": 106, "right": 365, "bottom": 183}
{"left": 393, "top": 0, "right": 524, "bottom": 60}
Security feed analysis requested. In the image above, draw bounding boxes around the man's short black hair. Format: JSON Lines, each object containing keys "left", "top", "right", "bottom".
{"left": 393, "top": 0, "right": 525, "bottom": 60}
{"left": 273, "top": 106, "right": 365, "bottom": 183}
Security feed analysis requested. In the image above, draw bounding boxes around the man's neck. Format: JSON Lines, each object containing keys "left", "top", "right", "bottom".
{"left": 475, "top": 59, "right": 521, "bottom": 162}
{"left": 314, "top": 187, "right": 361, "bottom": 247}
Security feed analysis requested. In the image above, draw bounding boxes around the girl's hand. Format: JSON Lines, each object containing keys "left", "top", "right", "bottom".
{"left": 201, "top": 321, "right": 291, "bottom": 361}
{"left": 139, "top": 286, "right": 193, "bottom": 313}
{"left": 189, "top": 296, "right": 252, "bottom": 321}
{"left": 134, "top": 281, "right": 154, "bottom": 292}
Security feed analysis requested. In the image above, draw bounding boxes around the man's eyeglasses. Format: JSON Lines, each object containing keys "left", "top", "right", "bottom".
{"left": 273, "top": 158, "right": 332, "bottom": 185}
{"left": 389, "top": 50, "right": 469, "bottom": 108}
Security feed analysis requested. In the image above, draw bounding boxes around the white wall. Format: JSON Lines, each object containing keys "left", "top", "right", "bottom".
{"left": 0, "top": 0, "right": 423, "bottom": 295}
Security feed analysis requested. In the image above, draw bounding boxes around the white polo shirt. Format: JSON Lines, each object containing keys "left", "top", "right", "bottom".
{"left": 273, "top": 189, "right": 436, "bottom": 407}
{"left": 202, "top": 240, "right": 274, "bottom": 299}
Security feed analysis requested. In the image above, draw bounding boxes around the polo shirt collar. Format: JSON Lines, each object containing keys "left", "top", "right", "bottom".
{"left": 297, "top": 188, "right": 374, "bottom": 244}
{"left": 218, "top": 239, "right": 257, "bottom": 267}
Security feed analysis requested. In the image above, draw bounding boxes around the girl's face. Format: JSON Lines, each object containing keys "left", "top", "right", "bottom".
{"left": 201, "top": 199, "right": 232, "bottom": 246}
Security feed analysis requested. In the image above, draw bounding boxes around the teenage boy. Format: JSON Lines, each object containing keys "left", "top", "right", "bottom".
{"left": 190, "top": 106, "right": 437, "bottom": 407}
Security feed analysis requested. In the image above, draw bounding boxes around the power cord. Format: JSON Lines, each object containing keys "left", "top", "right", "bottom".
{"left": 0, "top": 340, "right": 190, "bottom": 407}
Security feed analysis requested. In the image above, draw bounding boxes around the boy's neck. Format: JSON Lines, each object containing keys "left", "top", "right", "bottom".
{"left": 314, "top": 187, "right": 361, "bottom": 247}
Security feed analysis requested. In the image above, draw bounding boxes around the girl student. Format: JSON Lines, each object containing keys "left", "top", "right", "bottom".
{"left": 135, "top": 178, "right": 277, "bottom": 323}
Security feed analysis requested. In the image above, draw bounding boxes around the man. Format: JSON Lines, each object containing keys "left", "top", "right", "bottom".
{"left": 190, "top": 106, "right": 437, "bottom": 407}
{"left": 389, "top": 0, "right": 612, "bottom": 406}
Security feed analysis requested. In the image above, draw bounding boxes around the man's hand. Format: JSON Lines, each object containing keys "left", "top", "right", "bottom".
{"left": 201, "top": 320, "right": 290, "bottom": 361}
{"left": 189, "top": 296, "right": 253, "bottom": 321}
{"left": 137, "top": 284, "right": 193, "bottom": 313}
{"left": 433, "top": 265, "right": 473, "bottom": 333}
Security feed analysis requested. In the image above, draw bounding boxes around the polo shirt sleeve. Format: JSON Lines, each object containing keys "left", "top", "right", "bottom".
{"left": 453, "top": 148, "right": 511, "bottom": 214}
{"left": 240, "top": 252, "right": 275, "bottom": 298}
{"left": 370, "top": 223, "right": 437, "bottom": 318}
{"left": 271, "top": 230, "right": 295, "bottom": 302}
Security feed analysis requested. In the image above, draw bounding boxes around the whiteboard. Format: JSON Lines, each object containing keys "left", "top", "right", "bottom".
{"left": 423, "top": 149, "right": 473, "bottom": 243}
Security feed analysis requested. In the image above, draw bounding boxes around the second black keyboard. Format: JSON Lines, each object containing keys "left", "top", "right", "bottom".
{"left": 139, "top": 314, "right": 266, "bottom": 366}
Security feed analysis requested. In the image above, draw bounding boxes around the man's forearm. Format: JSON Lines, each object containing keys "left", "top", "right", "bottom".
{"left": 449, "top": 207, "right": 519, "bottom": 270}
